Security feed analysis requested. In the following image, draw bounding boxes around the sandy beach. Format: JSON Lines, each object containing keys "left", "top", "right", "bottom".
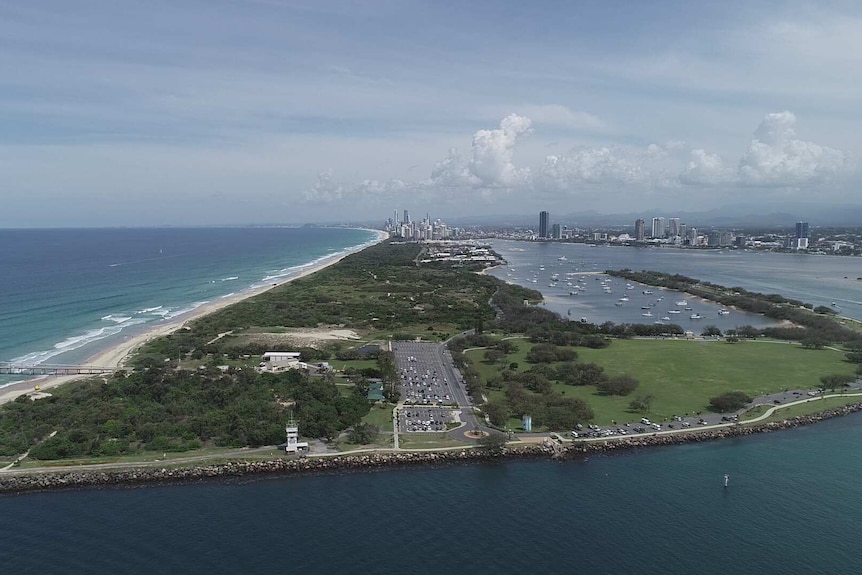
{"left": 0, "top": 229, "right": 388, "bottom": 405}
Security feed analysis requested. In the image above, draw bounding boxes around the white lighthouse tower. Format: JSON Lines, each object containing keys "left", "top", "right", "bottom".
{"left": 285, "top": 414, "right": 299, "bottom": 454}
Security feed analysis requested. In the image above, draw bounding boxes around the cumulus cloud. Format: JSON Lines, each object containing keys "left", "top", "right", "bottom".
{"left": 420, "top": 114, "right": 534, "bottom": 192}
{"left": 532, "top": 142, "right": 681, "bottom": 193}
{"left": 680, "top": 149, "right": 729, "bottom": 184}
{"left": 467, "top": 113, "right": 533, "bottom": 187}
{"left": 738, "top": 111, "right": 850, "bottom": 185}
{"left": 303, "top": 169, "right": 344, "bottom": 203}
{"left": 303, "top": 110, "right": 855, "bottom": 207}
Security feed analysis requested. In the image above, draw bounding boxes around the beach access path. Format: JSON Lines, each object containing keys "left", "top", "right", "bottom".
{"left": 0, "top": 229, "right": 389, "bottom": 405}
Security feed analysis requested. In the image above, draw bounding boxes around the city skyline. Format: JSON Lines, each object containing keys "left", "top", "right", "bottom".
{"left": 3, "top": 2, "right": 861, "bottom": 227}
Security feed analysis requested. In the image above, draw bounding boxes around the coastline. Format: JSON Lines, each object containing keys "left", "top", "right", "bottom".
{"left": 3, "top": 400, "right": 861, "bottom": 494}
{"left": 0, "top": 228, "right": 389, "bottom": 405}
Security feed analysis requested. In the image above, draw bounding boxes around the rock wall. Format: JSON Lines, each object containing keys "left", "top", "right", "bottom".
{"left": 2, "top": 402, "right": 861, "bottom": 494}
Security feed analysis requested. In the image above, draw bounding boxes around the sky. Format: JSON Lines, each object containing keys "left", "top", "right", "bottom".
{"left": 1, "top": 0, "right": 860, "bottom": 227}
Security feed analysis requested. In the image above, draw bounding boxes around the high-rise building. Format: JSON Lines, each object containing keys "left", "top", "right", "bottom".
{"left": 679, "top": 223, "right": 687, "bottom": 242}
{"left": 651, "top": 217, "right": 666, "bottom": 238}
{"left": 668, "top": 217, "right": 681, "bottom": 238}
{"left": 403, "top": 210, "right": 410, "bottom": 224}
{"left": 539, "top": 211, "right": 550, "bottom": 238}
{"left": 795, "top": 221, "right": 810, "bottom": 250}
{"left": 551, "top": 223, "right": 562, "bottom": 239}
{"left": 634, "top": 219, "right": 645, "bottom": 241}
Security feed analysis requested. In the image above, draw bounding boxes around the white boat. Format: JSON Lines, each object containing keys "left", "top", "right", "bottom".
{"left": 668, "top": 310, "right": 681, "bottom": 314}
{"left": 558, "top": 256, "right": 567, "bottom": 261}
{"left": 619, "top": 296, "right": 629, "bottom": 302}
{"left": 614, "top": 301, "right": 623, "bottom": 306}
{"left": 643, "top": 290, "right": 653, "bottom": 295}
{"left": 626, "top": 284, "right": 634, "bottom": 290}
{"left": 690, "top": 313, "right": 702, "bottom": 319}
{"left": 718, "top": 309, "right": 730, "bottom": 315}
{"left": 675, "top": 300, "right": 688, "bottom": 306}
{"left": 642, "top": 311, "right": 653, "bottom": 317}
{"left": 570, "top": 291, "right": 579, "bottom": 296}
{"left": 661, "top": 316, "right": 671, "bottom": 321}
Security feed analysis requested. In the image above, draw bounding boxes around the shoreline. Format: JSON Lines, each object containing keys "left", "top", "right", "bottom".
{"left": 0, "top": 228, "right": 389, "bottom": 405}
{"left": 2, "top": 400, "right": 861, "bottom": 495}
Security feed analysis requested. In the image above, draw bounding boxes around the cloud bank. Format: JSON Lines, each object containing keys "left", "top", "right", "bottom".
{"left": 305, "top": 110, "right": 855, "bottom": 209}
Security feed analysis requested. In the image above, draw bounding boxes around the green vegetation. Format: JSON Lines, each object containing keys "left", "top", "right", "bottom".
{"left": 132, "top": 241, "right": 502, "bottom": 366}
{"left": 466, "top": 338, "right": 856, "bottom": 426}
{"left": 709, "top": 391, "right": 753, "bottom": 412}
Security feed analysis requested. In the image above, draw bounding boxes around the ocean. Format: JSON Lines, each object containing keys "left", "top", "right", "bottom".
{"left": 3, "top": 414, "right": 862, "bottom": 574}
{"left": 0, "top": 227, "right": 378, "bottom": 387}
{"left": 2, "top": 234, "right": 861, "bottom": 574}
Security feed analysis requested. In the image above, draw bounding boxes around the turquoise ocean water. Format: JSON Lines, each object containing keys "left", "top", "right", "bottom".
{"left": 1, "top": 234, "right": 861, "bottom": 574}
{"left": 0, "top": 227, "right": 378, "bottom": 387}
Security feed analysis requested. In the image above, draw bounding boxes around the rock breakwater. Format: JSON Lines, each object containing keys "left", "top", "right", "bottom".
{"left": 2, "top": 402, "right": 861, "bottom": 494}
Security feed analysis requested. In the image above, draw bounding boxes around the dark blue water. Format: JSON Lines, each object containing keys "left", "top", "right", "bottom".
{"left": 3, "top": 412, "right": 862, "bottom": 574}
{"left": 0, "top": 227, "right": 377, "bottom": 385}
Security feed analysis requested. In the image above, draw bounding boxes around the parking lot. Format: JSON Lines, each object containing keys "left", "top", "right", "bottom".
{"left": 392, "top": 341, "right": 470, "bottom": 433}
{"left": 399, "top": 407, "right": 455, "bottom": 433}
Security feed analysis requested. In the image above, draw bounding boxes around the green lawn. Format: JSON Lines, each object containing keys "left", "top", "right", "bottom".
{"left": 398, "top": 433, "right": 469, "bottom": 449}
{"left": 362, "top": 403, "right": 395, "bottom": 431}
{"left": 469, "top": 339, "right": 856, "bottom": 426}
{"left": 329, "top": 359, "right": 379, "bottom": 372}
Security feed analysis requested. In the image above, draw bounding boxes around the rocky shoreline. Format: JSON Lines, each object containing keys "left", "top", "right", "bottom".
{"left": 3, "top": 402, "right": 861, "bottom": 495}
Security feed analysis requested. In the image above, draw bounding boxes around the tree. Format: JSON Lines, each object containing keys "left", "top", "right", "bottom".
{"left": 477, "top": 433, "right": 508, "bottom": 452}
{"left": 702, "top": 325, "right": 722, "bottom": 337}
{"left": 628, "top": 394, "right": 654, "bottom": 413}
{"left": 709, "top": 391, "right": 752, "bottom": 412}
{"left": 347, "top": 422, "right": 380, "bottom": 444}
{"left": 801, "top": 338, "right": 826, "bottom": 350}
{"left": 483, "top": 400, "right": 510, "bottom": 427}
{"left": 819, "top": 374, "right": 855, "bottom": 390}
{"left": 844, "top": 352, "right": 862, "bottom": 363}
{"left": 483, "top": 349, "right": 506, "bottom": 364}
{"left": 597, "top": 375, "right": 639, "bottom": 396}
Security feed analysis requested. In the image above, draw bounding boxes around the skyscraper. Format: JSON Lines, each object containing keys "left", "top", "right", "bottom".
{"left": 403, "top": 209, "right": 410, "bottom": 224}
{"left": 539, "top": 211, "right": 550, "bottom": 238}
{"left": 551, "top": 223, "right": 562, "bottom": 239}
{"left": 668, "top": 217, "right": 681, "bottom": 238}
{"left": 635, "top": 219, "right": 645, "bottom": 241}
{"left": 651, "top": 217, "right": 666, "bottom": 239}
{"left": 795, "top": 221, "right": 810, "bottom": 250}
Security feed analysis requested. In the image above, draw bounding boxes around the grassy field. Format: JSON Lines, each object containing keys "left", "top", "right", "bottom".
{"left": 362, "top": 403, "right": 395, "bottom": 431}
{"left": 398, "top": 433, "right": 469, "bottom": 450}
{"left": 469, "top": 338, "right": 857, "bottom": 426}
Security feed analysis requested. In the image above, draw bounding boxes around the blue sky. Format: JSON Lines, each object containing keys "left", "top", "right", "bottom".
{"left": 1, "top": 0, "right": 859, "bottom": 226}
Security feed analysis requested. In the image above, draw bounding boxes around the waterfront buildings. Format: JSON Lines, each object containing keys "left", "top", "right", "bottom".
{"left": 539, "top": 211, "right": 550, "bottom": 239}
{"left": 635, "top": 219, "right": 645, "bottom": 241}
{"left": 794, "top": 221, "right": 810, "bottom": 250}
{"left": 651, "top": 217, "right": 666, "bottom": 239}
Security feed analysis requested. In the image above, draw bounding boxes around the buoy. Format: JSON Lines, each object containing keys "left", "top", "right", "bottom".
{"left": 724, "top": 474, "right": 730, "bottom": 488}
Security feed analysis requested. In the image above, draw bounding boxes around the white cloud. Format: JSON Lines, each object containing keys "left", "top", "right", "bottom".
{"left": 738, "top": 111, "right": 851, "bottom": 185}
{"left": 467, "top": 113, "right": 533, "bottom": 188}
{"left": 502, "top": 104, "right": 603, "bottom": 130}
{"left": 680, "top": 149, "right": 729, "bottom": 184}
{"left": 303, "top": 169, "right": 344, "bottom": 203}
{"left": 303, "top": 110, "right": 856, "bottom": 211}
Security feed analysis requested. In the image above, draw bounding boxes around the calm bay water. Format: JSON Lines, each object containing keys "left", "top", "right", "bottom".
{"left": 0, "top": 227, "right": 377, "bottom": 386}
{"left": 3, "top": 413, "right": 862, "bottom": 574}
{"left": 2, "top": 234, "right": 861, "bottom": 573}
{"left": 488, "top": 240, "right": 862, "bottom": 329}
